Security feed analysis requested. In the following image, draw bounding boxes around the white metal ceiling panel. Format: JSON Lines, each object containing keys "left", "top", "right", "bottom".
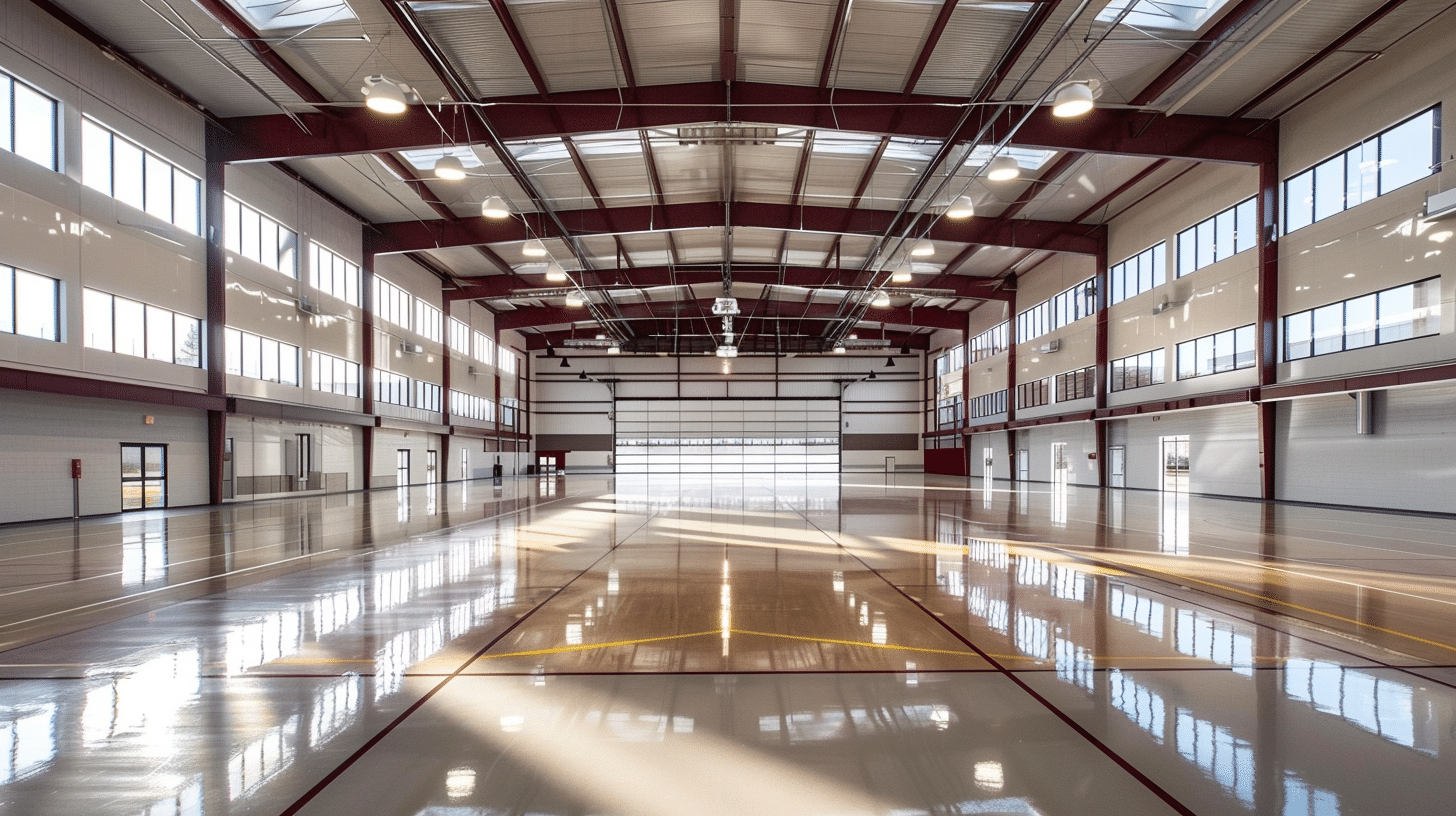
{"left": 616, "top": 0, "right": 718, "bottom": 85}
{"left": 406, "top": 1, "right": 542, "bottom": 97}
{"left": 828, "top": 0, "right": 939, "bottom": 93}
{"left": 913, "top": 0, "right": 1035, "bottom": 97}
{"left": 285, "top": 156, "right": 442, "bottom": 223}
{"left": 739, "top": 0, "right": 841, "bottom": 85}
{"left": 731, "top": 142, "right": 805, "bottom": 204}
{"left": 507, "top": 0, "right": 622, "bottom": 93}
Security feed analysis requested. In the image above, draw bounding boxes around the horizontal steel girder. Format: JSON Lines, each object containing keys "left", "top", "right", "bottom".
{"left": 381, "top": 201, "right": 1105, "bottom": 257}
{"left": 493, "top": 298, "right": 967, "bottom": 332}
{"left": 214, "top": 82, "right": 1276, "bottom": 165}
{"left": 446, "top": 266, "right": 1009, "bottom": 302}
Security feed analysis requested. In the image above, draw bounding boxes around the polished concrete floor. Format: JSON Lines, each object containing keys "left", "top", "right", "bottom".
{"left": 0, "top": 474, "right": 1454, "bottom": 814}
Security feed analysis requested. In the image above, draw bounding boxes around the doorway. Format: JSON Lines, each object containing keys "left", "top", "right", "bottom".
{"left": 1016, "top": 449, "right": 1029, "bottom": 481}
{"left": 1050, "top": 443, "right": 1069, "bottom": 488}
{"left": 1109, "top": 445, "right": 1126, "bottom": 488}
{"left": 982, "top": 447, "right": 995, "bottom": 482}
{"left": 1159, "top": 435, "right": 1190, "bottom": 493}
{"left": 396, "top": 449, "right": 411, "bottom": 488}
{"left": 120, "top": 444, "right": 167, "bottom": 511}
{"left": 296, "top": 433, "right": 312, "bottom": 489}
{"left": 426, "top": 449, "right": 438, "bottom": 485}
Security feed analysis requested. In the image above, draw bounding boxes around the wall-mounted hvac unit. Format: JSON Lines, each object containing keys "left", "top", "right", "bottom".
{"left": 398, "top": 342, "right": 424, "bottom": 355}
{"left": 1151, "top": 298, "right": 1186, "bottom": 315}
{"left": 467, "top": 365, "right": 478, "bottom": 376}
{"left": 1425, "top": 187, "right": 1456, "bottom": 220}
{"left": 1036, "top": 340, "right": 1060, "bottom": 354}
{"left": 296, "top": 296, "right": 322, "bottom": 316}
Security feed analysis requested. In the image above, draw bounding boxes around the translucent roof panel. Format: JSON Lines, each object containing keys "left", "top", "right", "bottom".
{"left": 220, "top": 0, "right": 357, "bottom": 32}
{"left": 1095, "top": 0, "right": 1239, "bottom": 34}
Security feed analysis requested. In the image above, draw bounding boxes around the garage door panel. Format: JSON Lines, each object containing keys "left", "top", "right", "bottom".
{"left": 614, "top": 398, "right": 840, "bottom": 474}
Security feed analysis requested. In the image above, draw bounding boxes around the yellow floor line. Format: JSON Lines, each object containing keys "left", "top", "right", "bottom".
{"left": 478, "top": 630, "right": 722, "bottom": 660}
{"left": 729, "top": 629, "right": 979, "bottom": 657}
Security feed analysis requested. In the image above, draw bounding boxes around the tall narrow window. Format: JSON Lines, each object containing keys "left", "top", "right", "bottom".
{"left": 82, "top": 119, "right": 201, "bottom": 234}
{"left": 1, "top": 266, "right": 60, "bottom": 342}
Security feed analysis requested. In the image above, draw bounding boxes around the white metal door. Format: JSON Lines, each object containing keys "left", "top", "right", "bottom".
{"left": 1109, "top": 446, "right": 1126, "bottom": 488}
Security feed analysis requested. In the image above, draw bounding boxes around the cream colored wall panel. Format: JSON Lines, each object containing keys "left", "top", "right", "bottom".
{"left": 0, "top": 390, "right": 207, "bottom": 523}
{"left": 1110, "top": 406, "right": 1260, "bottom": 498}
{"left": 0, "top": 176, "right": 79, "bottom": 279}
{"left": 1017, "top": 253, "right": 1096, "bottom": 306}
{"left": 79, "top": 348, "right": 206, "bottom": 391}
{"left": 968, "top": 303, "right": 1010, "bottom": 336}
{"left": 1280, "top": 195, "right": 1448, "bottom": 311}
{"left": 226, "top": 279, "right": 308, "bottom": 347}
{"left": 1020, "top": 423, "right": 1097, "bottom": 485}
{"left": 1109, "top": 264, "right": 1259, "bottom": 357}
{"left": 968, "top": 431, "right": 1010, "bottom": 481}
{"left": 1015, "top": 318, "right": 1095, "bottom": 384}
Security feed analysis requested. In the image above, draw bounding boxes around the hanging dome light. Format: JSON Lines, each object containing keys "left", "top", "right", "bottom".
{"left": 433, "top": 155, "right": 467, "bottom": 180}
{"left": 871, "top": 292, "right": 891, "bottom": 308}
{"left": 986, "top": 154, "right": 1021, "bottom": 181}
{"left": 891, "top": 260, "right": 913, "bottom": 284}
{"left": 946, "top": 196, "right": 975, "bottom": 219}
{"left": 522, "top": 238, "right": 547, "bottom": 258}
{"left": 1051, "top": 81, "right": 1096, "bottom": 118}
{"left": 564, "top": 293, "right": 583, "bottom": 308}
{"left": 481, "top": 195, "right": 512, "bottom": 219}
{"left": 832, "top": 344, "right": 846, "bottom": 354}
{"left": 361, "top": 76, "right": 410, "bottom": 115}
{"left": 910, "top": 239, "right": 935, "bottom": 258}
{"left": 545, "top": 261, "right": 568, "bottom": 283}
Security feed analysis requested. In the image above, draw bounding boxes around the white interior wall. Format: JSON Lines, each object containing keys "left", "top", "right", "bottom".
{"left": 0, "top": 390, "right": 207, "bottom": 523}
{"left": 1106, "top": 406, "right": 1261, "bottom": 498}
{"left": 1279, "top": 383, "right": 1456, "bottom": 513}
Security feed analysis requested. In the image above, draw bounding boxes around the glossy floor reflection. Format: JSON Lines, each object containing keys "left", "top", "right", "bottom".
{"left": 1, "top": 474, "right": 1456, "bottom": 814}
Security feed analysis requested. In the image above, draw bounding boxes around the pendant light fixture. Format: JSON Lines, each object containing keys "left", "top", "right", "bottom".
{"left": 910, "top": 239, "right": 935, "bottom": 258}
{"left": 891, "top": 260, "right": 913, "bottom": 284}
{"left": 433, "top": 155, "right": 466, "bottom": 180}
{"left": 522, "top": 238, "right": 547, "bottom": 258}
{"left": 360, "top": 75, "right": 411, "bottom": 114}
{"left": 946, "top": 196, "right": 975, "bottom": 219}
{"left": 545, "top": 261, "right": 568, "bottom": 283}
{"left": 986, "top": 154, "right": 1021, "bottom": 181}
{"left": 481, "top": 195, "right": 512, "bottom": 219}
{"left": 1051, "top": 81, "right": 1096, "bottom": 118}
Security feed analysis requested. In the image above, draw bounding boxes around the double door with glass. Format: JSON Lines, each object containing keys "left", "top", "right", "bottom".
{"left": 121, "top": 444, "right": 166, "bottom": 510}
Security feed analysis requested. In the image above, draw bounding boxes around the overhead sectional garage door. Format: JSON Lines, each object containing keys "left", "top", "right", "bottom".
{"left": 615, "top": 399, "right": 840, "bottom": 474}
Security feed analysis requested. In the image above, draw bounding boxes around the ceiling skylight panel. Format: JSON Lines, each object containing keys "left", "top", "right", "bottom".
{"left": 1095, "top": 0, "right": 1235, "bottom": 34}
{"left": 220, "top": 0, "right": 358, "bottom": 31}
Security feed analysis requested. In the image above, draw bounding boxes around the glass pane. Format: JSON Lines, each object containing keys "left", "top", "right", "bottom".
{"left": 1347, "top": 141, "right": 1376, "bottom": 209}
{"left": 1195, "top": 221, "right": 1214, "bottom": 269}
{"left": 114, "top": 296, "right": 145, "bottom": 357}
{"left": 1177, "top": 230, "right": 1196, "bottom": 276}
{"left": 1285, "top": 311, "right": 1312, "bottom": 360}
{"left": 1176, "top": 342, "right": 1196, "bottom": 379}
{"left": 82, "top": 120, "right": 112, "bottom": 193}
{"left": 261, "top": 222, "right": 279, "bottom": 271}
{"left": 1345, "top": 295, "right": 1376, "bottom": 349}
{"left": 1196, "top": 336, "right": 1214, "bottom": 376}
{"left": 144, "top": 481, "right": 166, "bottom": 508}
{"left": 1151, "top": 349, "right": 1165, "bottom": 383}
{"left": 11, "top": 82, "right": 55, "bottom": 169}
{"left": 84, "top": 289, "right": 112, "bottom": 351}
{"left": 174, "top": 170, "right": 200, "bottom": 234}
{"left": 1313, "top": 156, "right": 1344, "bottom": 222}
{"left": 1378, "top": 285, "right": 1415, "bottom": 343}
{"left": 1152, "top": 244, "right": 1166, "bottom": 288}
{"left": 1379, "top": 110, "right": 1435, "bottom": 194}
{"left": 1110, "top": 265, "right": 1125, "bottom": 304}
{"left": 240, "top": 208, "right": 260, "bottom": 262}
{"left": 112, "top": 137, "right": 145, "bottom": 211}
{"left": 225, "top": 328, "right": 241, "bottom": 375}
{"left": 1311, "top": 303, "right": 1344, "bottom": 356}
{"left": 1212, "top": 330, "right": 1236, "bottom": 372}
{"left": 242, "top": 333, "right": 262, "bottom": 378}
{"left": 261, "top": 337, "right": 279, "bottom": 382}
{"left": 14, "top": 269, "right": 58, "bottom": 341}
{"left": 0, "top": 268, "right": 11, "bottom": 334}
{"left": 144, "top": 154, "right": 172, "bottom": 222}
{"left": 146, "top": 305, "right": 173, "bottom": 362}
{"left": 1211, "top": 209, "right": 1233, "bottom": 262}
{"left": 1284, "top": 171, "right": 1313, "bottom": 233}
{"left": 1411, "top": 277, "right": 1441, "bottom": 336}
{"left": 121, "top": 483, "right": 144, "bottom": 511}
{"left": 1234, "top": 199, "right": 1257, "bottom": 254}
{"left": 144, "top": 447, "right": 164, "bottom": 478}
{"left": 1235, "top": 325, "right": 1255, "bottom": 369}
{"left": 175, "top": 315, "right": 201, "bottom": 367}
{"left": 0, "top": 80, "right": 10, "bottom": 153}
{"left": 225, "top": 199, "right": 241, "bottom": 255}
{"left": 279, "top": 345, "right": 298, "bottom": 386}
{"left": 121, "top": 446, "right": 143, "bottom": 478}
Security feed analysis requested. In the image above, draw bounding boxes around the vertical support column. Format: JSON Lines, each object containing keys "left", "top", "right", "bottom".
{"left": 203, "top": 124, "right": 228, "bottom": 506}
{"left": 362, "top": 233, "right": 378, "bottom": 490}
{"left": 961, "top": 311, "right": 972, "bottom": 475}
{"left": 1257, "top": 150, "right": 1281, "bottom": 500}
{"left": 1004, "top": 275, "right": 1017, "bottom": 481}
{"left": 1093, "top": 228, "right": 1110, "bottom": 487}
